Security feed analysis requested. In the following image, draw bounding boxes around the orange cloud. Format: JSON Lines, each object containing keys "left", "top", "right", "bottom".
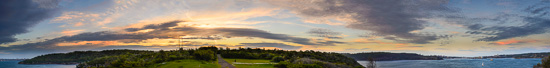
{"left": 73, "top": 22, "right": 83, "bottom": 27}
{"left": 491, "top": 39, "right": 539, "bottom": 45}
{"left": 60, "top": 29, "right": 84, "bottom": 36}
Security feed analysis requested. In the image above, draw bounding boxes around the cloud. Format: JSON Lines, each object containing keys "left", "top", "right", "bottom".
{"left": 352, "top": 38, "right": 407, "bottom": 45}
{"left": 60, "top": 29, "right": 85, "bottom": 36}
{"left": 180, "top": 35, "right": 227, "bottom": 40}
{"left": 315, "top": 41, "right": 345, "bottom": 46}
{"left": 125, "top": 21, "right": 343, "bottom": 45}
{"left": 0, "top": 0, "right": 60, "bottom": 44}
{"left": 125, "top": 20, "right": 183, "bottom": 32}
{"left": 488, "top": 39, "right": 539, "bottom": 45}
{"left": 396, "top": 46, "right": 424, "bottom": 48}
{"left": 1, "top": 20, "right": 347, "bottom": 56}
{"left": 73, "top": 22, "right": 84, "bottom": 27}
{"left": 0, "top": 44, "right": 197, "bottom": 58}
{"left": 464, "top": 2, "right": 550, "bottom": 41}
{"left": 264, "top": 0, "right": 456, "bottom": 44}
{"left": 126, "top": 21, "right": 324, "bottom": 45}
{"left": 525, "top": 2, "right": 550, "bottom": 16}
{"left": 307, "top": 28, "right": 343, "bottom": 39}
{"left": 236, "top": 43, "right": 302, "bottom": 50}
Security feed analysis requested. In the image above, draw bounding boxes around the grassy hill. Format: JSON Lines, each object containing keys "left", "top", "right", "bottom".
{"left": 148, "top": 59, "right": 220, "bottom": 68}
{"left": 222, "top": 58, "right": 274, "bottom": 68}
{"left": 20, "top": 46, "right": 364, "bottom": 68}
{"left": 18, "top": 49, "right": 153, "bottom": 64}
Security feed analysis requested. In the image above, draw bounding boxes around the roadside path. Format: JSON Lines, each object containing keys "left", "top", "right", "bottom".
{"left": 217, "top": 54, "right": 236, "bottom": 68}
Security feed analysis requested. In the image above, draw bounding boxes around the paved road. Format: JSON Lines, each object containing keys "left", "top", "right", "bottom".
{"left": 217, "top": 54, "right": 236, "bottom": 68}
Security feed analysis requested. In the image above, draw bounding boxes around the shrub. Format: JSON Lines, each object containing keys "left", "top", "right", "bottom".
{"left": 193, "top": 50, "right": 216, "bottom": 61}
{"left": 272, "top": 56, "right": 285, "bottom": 62}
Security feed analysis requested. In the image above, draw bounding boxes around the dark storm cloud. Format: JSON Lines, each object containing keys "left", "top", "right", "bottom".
{"left": 236, "top": 43, "right": 302, "bottom": 50}
{"left": 264, "top": 0, "right": 456, "bottom": 44}
{"left": 464, "top": 2, "right": 550, "bottom": 41}
{"left": 307, "top": 28, "right": 342, "bottom": 39}
{"left": 0, "top": 0, "right": 60, "bottom": 44}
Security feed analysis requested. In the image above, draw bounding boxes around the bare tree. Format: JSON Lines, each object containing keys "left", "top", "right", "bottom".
{"left": 367, "top": 57, "right": 376, "bottom": 68}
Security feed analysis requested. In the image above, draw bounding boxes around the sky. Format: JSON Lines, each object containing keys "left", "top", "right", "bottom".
{"left": 0, "top": 0, "right": 549, "bottom": 58}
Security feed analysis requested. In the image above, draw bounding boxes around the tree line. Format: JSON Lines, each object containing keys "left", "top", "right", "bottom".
{"left": 21, "top": 46, "right": 365, "bottom": 68}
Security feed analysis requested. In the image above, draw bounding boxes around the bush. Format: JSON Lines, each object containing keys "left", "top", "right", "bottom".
{"left": 289, "top": 64, "right": 323, "bottom": 68}
{"left": 193, "top": 50, "right": 216, "bottom": 61}
{"left": 534, "top": 56, "right": 549, "bottom": 68}
{"left": 274, "top": 61, "right": 290, "bottom": 68}
{"left": 272, "top": 56, "right": 285, "bottom": 62}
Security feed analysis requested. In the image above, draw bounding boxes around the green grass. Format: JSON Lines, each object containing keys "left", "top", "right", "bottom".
{"left": 222, "top": 58, "right": 272, "bottom": 64}
{"left": 148, "top": 59, "right": 221, "bottom": 68}
{"left": 234, "top": 64, "right": 275, "bottom": 68}
{"left": 222, "top": 58, "right": 275, "bottom": 68}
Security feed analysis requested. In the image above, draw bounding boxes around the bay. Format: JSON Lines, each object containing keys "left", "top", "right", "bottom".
{"left": 358, "top": 58, "right": 542, "bottom": 68}
{"left": 0, "top": 61, "right": 75, "bottom": 68}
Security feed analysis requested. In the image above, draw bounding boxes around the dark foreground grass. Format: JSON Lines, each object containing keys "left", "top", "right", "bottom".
{"left": 149, "top": 59, "right": 220, "bottom": 68}
{"left": 222, "top": 58, "right": 275, "bottom": 68}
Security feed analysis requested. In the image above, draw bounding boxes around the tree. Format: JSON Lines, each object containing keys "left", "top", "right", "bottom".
{"left": 534, "top": 56, "right": 549, "bottom": 68}
{"left": 226, "top": 47, "right": 230, "bottom": 50}
{"left": 193, "top": 50, "right": 216, "bottom": 61}
{"left": 367, "top": 57, "right": 376, "bottom": 68}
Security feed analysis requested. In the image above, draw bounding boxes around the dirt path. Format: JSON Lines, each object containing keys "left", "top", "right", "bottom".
{"left": 217, "top": 54, "right": 236, "bottom": 68}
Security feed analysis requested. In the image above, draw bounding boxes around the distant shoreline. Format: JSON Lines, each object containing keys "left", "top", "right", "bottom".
{"left": 355, "top": 58, "right": 543, "bottom": 61}
{"left": 18, "top": 63, "right": 79, "bottom": 65}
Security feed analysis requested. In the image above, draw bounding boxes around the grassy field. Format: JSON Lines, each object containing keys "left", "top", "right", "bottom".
{"left": 148, "top": 59, "right": 221, "bottom": 68}
{"left": 222, "top": 58, "right": 275, "bottom": 68}
{"left": 233, "top": 64, "right": 275, "bottom": 68}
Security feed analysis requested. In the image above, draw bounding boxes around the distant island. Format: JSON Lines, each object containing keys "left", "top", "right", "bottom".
{"left": 342, "top": 52, "right": 550, "bottom": 61}
{"left": 342, "top": 52, "right": 443, "bottom": 61}
{"left": 19, "top": 46, "right": 364, "bottom": 68}
{"left": 481, "top": 52, "right": 550, "bottom": 59}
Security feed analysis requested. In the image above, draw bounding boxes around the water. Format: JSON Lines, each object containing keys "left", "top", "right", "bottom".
{"left": 358, "top": 58, "right": 542, "bottom": 68}
{"left": 0, "top": 58, "right": 541, "bottom": 68}
{"left": 0, "top": 61, "right": 75, "bottom": 68}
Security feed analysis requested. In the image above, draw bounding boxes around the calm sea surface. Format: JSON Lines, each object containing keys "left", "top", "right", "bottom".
{"left": 0, "top": 61, "right": 75, "bottom": 68}
{"left": 358, "top": 58, "right": 542, "bottom": 68}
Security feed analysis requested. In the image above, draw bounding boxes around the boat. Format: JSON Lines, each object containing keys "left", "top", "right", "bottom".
{"left": 482, "top": 62, "right": 484, "bottom": 66}
{"left": 490, "top": 59, "right": 493, "bottom": 61}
